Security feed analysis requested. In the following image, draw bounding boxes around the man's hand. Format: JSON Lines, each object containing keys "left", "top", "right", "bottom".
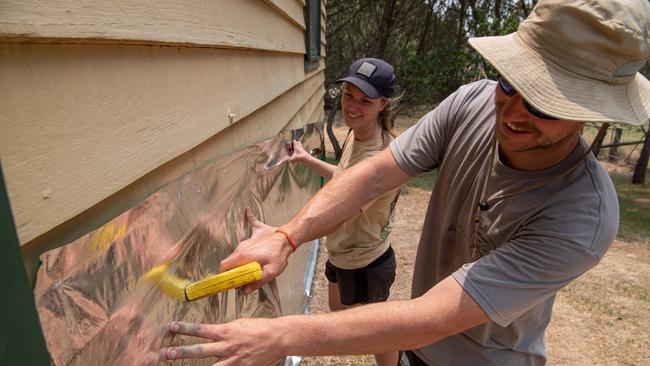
{"left": 159, "top": 319, "right": 283, "bottom": 366}
{"left": 245, "top": 207, "right": 275, "bottom": 240}
{"left": 219, "top": 208, "right": 293, "bottom": 294}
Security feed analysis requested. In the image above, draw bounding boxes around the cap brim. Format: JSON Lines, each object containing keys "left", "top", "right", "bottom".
{"left": 469, "top": 33, "right": 650, "bottom": 125}
{"left": 336, "top": 76, "right": 382, "bottom": 99}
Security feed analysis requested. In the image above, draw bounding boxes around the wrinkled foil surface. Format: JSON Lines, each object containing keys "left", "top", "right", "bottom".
{"left": 34, "top": 124, "right": 323, "bottom": 365}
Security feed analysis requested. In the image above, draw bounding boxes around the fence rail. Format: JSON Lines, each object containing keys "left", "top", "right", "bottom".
{"left": 583, "top": 122, "right": 650, "bottom": 184}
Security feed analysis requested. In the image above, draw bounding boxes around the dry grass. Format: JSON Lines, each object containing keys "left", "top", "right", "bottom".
{"left": 547, "top": 239, "right": 650, "bottom": 365}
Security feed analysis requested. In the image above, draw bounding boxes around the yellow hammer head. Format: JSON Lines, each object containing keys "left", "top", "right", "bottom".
{"left": 141, "top": 263, "right": 190, "bottom": 301}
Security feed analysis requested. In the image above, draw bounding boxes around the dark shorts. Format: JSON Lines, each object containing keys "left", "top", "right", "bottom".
{"left": 325, "top": 246, "right": 396, "bottom": 306}
{"left": 398, "top": 351, "right": 430, "bottom": 366}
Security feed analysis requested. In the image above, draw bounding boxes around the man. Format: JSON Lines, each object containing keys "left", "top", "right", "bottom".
{"left": 160, "top": 0, "right": 650, "bottom": 365}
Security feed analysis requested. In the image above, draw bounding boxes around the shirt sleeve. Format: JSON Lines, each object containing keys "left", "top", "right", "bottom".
{"left": 389, "top": 83, "right": 473, "bottom": 176}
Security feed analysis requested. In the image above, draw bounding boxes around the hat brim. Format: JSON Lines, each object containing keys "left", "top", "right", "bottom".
{"left": 469, "top": 33, "right": 650, "bottom": 125}
{"left": 336, "top": 76, "right": 382, "bottom": 99}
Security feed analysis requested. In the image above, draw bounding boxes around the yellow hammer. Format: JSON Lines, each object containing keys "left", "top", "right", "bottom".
{"left": 142, "top": 261, "right": 263, "bottom": 301}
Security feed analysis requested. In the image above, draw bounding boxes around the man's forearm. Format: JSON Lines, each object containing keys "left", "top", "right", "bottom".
{"left": 281, "top": 148, "right": 409, "bottom": 245}
{"left": 278, "top": 299, "right": 437, "bottom": 356}
{"left": 276, "top": 277, "right": 490, "bottom": 357}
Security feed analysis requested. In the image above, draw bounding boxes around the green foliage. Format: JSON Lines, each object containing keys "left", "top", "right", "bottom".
{"left": 611, "top": 174, "right": 650, "bottom": 242}
{"left": 325, "top": 0, "right": 534, "bottom": 105}
{"left": 403, "top": 169, "right": 438, "bottom": 194}
{"left": 324, "top": 156, "right": 339, "bottom": 165}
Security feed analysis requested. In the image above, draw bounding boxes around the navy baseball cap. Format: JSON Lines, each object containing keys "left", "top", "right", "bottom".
{"left": 336, "top": 58, "right": 395, "bottom": 99}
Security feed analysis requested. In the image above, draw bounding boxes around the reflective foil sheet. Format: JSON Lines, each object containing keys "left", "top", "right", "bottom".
{"left": 34, "top": 124, "right": 323, "bottom": 365}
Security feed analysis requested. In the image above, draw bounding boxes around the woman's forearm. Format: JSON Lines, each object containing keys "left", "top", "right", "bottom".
{"left": 300, "top": 154, "right": 336, "bottom": 180}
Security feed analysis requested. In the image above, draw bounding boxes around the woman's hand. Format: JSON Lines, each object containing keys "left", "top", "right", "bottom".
{"left": 159, "top": 319, "right": 284, "bottom": 366}
{"left": 289, "top": 139, "right": 336, "bottom": 179}
{"left": 289, "top": 140, "right": 312, "bottom": 164}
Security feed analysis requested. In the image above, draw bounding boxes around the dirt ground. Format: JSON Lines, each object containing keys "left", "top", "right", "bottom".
{"left": 300, "top": 115, "right": 650, "bottom": 365}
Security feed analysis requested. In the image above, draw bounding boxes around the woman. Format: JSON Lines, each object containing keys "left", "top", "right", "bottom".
{"left": 290, "top": 57, "right": 402, "bottom": 366}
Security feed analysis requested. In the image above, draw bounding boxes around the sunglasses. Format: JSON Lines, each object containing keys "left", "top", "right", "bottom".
{"left": 498, "top": 78, "right": 558, "bottom": 120}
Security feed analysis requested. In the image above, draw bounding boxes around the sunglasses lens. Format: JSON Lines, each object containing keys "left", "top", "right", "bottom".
{"left": 499, "top": 77, "right": 558, "bottom": 120}
{"left": 524, "top": 101, "right": 558, "bottom": 120}
{"left": 498, "top": 78, "right": 516, "bottom": 96}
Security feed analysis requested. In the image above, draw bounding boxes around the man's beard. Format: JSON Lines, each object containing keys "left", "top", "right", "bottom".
{"left": 508, "top": 123, "right": 582, "bottom": 153}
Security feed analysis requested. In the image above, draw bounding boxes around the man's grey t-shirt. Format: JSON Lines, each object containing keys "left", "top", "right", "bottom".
{"left": 390, "top": 80, "right": 619, "bottom": 365}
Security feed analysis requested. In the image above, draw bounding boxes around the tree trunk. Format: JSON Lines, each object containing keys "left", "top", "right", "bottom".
{"left": 632, "top": 128, "right": 650, "bottom": 184}
{"left": 592, "top": 125, "right": 608, "bottom": 158}
{"left": 416, "top": 1, "right": 434, "bottom": 57}
{"left": 519, "top": 0, "right": 534, "bottom": 16}
{"left": 327, "top": 93, "right": 343, "bottom": 160}
{"left": 371, "top": 0, "right": 397, "bottom": 58}
{"left": 494, "top": 0, "right": 502, "bottom": 20}
{"left": 456, "top": 0, "right": 468, "bottom": 49}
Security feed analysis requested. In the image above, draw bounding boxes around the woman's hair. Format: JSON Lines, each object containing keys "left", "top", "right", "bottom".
{"left": 378, "top": 91, "right": 404, "bottom": 138}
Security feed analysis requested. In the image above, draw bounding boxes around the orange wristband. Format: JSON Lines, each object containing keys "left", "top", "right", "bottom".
{"left": 275, "top": 228, "right": 297, "bottom": 252}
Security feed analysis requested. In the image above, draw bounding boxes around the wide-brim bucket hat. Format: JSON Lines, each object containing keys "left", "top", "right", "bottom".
{"left": 469, "top": 0, "right": 650, "bottom": 125}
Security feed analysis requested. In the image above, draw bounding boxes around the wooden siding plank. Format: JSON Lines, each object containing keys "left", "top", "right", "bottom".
{"left": 20, "top": 69, "right": 325, "bottom": 265}
{"left": 0, "top": 0, "right": 304, "bottom": 54}
{"left": 283, "top": 82, "right": 326, "bottom": 131}
{"left": 306, "top": 104, "right": 326, "bottom": 134}
{"left": 0, "top": 44, "right": 310, "bottom": 244}
{"left": 263, "top": 0, "right": 306, "bottom": 30}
